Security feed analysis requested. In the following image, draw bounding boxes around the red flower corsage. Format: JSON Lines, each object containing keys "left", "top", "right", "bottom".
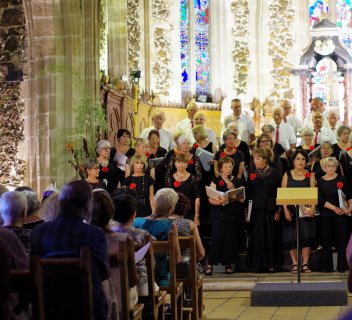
{"left": 337, "top": 182, "right": 343, "bottom": 189}
{"left": 249, "top": 173, "right": 257, "bottom": 181}
{"left": 218, "top": 180, "right": 225, "bottom": 186}
{"left": 220, "top": 152, "right": 226, "bottom": 158}
{"left": 309, "top": 145, "right": 314, "bottom": 151}
{"left": 233, "top": 147, "right": 237, "bottom": 151}
{"left": 188, "top": 159, "right": 194, "bottom": 165}
{"left": 101, "top": 166, "right": 108, "bottom": 173}
{"left": 174, "top": 180, "right": 181, "bottom": 188}
{"left": 346, "top": 147, "right": 352, "bottom": 151}
{"left": 193, "top": 143, "right": 199, "bottom": 149}
{"left": 304, "top": 172, "right": 311, "bottom": 178}
{"left": 146, "top": 152, "right": 151, "bottom": 158}
{"left": 129, "top": 183, "right": 137, "bottom": 190}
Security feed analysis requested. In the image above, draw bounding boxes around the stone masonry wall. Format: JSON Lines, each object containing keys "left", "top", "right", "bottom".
{"left": 0, "top": 0, "right": 26, "bottom": 186}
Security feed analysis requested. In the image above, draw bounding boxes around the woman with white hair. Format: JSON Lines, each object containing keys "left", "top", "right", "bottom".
{"left": 0, "top": 191, "right": 30, "bottom": 253}
{"left": 133, "top": 188, "right": 182, "bottom": 286}
{"left": 164, "top": 131, "right": 202, "bottom": 185}
{"left": 317, "top": 157, "right": 352, "bottom": 272}
{"left": 96, "top": 139, "right": 120, "bottom": 193}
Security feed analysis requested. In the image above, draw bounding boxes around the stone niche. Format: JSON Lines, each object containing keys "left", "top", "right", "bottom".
{"left": 0, "top": 0, "right": 26, "bottom": 187}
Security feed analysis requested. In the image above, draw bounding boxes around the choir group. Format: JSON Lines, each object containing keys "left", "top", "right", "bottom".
{"left": 89, "top": 97, "right": 352, "bottom": 275}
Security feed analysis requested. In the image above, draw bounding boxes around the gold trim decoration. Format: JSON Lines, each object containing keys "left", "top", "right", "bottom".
{"left": 268, "top": 0, "right": 295, "bottom": 105}
{"left": 231, "top": 0, "right": 250, "bottom": 95}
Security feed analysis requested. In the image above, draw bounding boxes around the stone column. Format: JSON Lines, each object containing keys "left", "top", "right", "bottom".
{"left": 343, "top": 67, "right": 352, "bottom": 125}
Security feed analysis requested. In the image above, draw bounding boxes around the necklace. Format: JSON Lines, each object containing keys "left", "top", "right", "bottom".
{"left": 293, "top": 170, "right": 304, "bottom": 177}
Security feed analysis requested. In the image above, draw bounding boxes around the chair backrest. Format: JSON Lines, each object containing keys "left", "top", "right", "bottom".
{"left": 10, "top": 256, "right": 45, "bottom": 320}
{"left": 40, "top": 246, "right": 94, "bottom": 320}
{"left": 109, "top": 239, "right": 132, "bottom": 320}
{"left": 152, "top": 231, "right": 177, "bottom": 292}
{"left": 178, "top": 235, "right": 197, "bottom": 282}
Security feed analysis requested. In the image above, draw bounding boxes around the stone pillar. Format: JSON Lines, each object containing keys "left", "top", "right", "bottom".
{"left": 344, "top": 68, "right": 352, "bottom": 125}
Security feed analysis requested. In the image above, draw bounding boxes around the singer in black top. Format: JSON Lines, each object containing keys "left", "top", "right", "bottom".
{"left": 122, "top": 155, "right": 155, "bottom": 217}
{"left": 207, "top": 156, "right": 245, "bottom": 275}
{"left": 246, "top": 147, "right": 282, "bottom": 273}
{"left": 317, "top": 157, "right": 352, "bottom": 272}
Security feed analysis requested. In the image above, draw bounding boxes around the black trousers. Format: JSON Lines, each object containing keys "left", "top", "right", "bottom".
{"left": 321, "top": 215, "right": 349, "bottom": 271}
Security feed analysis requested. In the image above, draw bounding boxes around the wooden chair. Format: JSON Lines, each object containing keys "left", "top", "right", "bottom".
{"left": 109, "top": 240, "right": 144, "bottom": 320}
{"left": 178, "top": 236, "right": 204, "bottom": 320}
{"left": 153, "top": 231, "right": 184, "bottom": 320}
{"left": 142, "top": 240, "right": 167, "bottom": 320}
{"left": 10, "top": 256, "right": 45, "bottom": 320}
{"left": 40, "top": 246, "right": 94, "bottom": 320}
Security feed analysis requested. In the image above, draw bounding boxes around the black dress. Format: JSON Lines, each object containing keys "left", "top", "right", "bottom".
{"left": 282, "top": 171, "right": 315, "bottom": 251}
{"left": 166, "top": 174, "right": 199, "bottom": 220}
{"left": 122, "top": 175, "right": 154, "bottom": 217}
{"left": 317, "top": 175, "right": 351, "bottom": 272}
{"left": 164, "top": 150, "right": 203, "bottom": 185}
{"left": 220, "top": 141, "right": 250, "bottom": 166}
{"left": 214, "top": 149, "right": 244, "bottom": 178}
{"left": 208, "top": 176, "right": 244, "bottom": 268}
{"left": 98, "top": 161, "right": 120, "bottom": 194}
{"left": 246, "top": 167, "right": 282, "bottom": 271}
{"left": 86, "top": 180, "right": 107, "bottom": 191}
{"left": 149, "top": 147, "right": 167, "bottom": 192}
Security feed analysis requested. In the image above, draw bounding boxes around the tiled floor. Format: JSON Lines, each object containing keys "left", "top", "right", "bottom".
{"left": 202, "top": 272, "right": 351, "bottom": 320}
{"left": 203, "top": 290, "right": 352, "bottom": 320}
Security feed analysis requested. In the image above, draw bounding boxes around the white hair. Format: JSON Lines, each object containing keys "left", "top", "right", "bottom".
{"left": 226, "top": 121, "right": 238, "bottom": 130}
{"left": 96, "top": 140, "right": 111, "bottom": 153}
{"left": 177, "top": 134, "right": 191, "bottom": 145}
{"left": 0, "top": 191, "right": 28, "bottom": 224}
{"left": 154, "top": 188, "right": 179, "bottom": 216}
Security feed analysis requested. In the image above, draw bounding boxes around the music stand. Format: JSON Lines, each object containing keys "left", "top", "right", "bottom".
{"left": 276, "top": 187, "right": 318, "bottom": 283}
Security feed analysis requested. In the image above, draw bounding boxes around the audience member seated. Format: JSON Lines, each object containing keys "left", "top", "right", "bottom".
{"left": 0, "top": 191, "right": 31, "bottom": 253}
{"left": 110, "top": 192, "right": 152, "bottom": 297}
{"left": 39, "top": 192, "right": 60, "bottom": 222}
{"left": 31, "top": 180, "right": 110, "bottom": 320}
{"left": 15, "top": 187, "right": 43, "bottom": 229}
{"left": 84, "top": 158, "right": 107, "bottom": 190}
{"left": 87, "top": 188, "right": 139, "bottom": 317}
{"left": 169, "top": 192, "right": 205, "bottom": 278}
{"left": 133, "top": 188, "right": 182, "bottom": 286}
{"left": 0, "top": 227, "right": 28, "bottom": 269}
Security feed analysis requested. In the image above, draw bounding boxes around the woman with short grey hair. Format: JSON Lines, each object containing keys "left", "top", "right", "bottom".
{"left": 0, "top": 191, "right": 31, "bottom": 253}
{"left": 133, "top": 188, "right": 181, "bottom": 286}
{"left": 317, "top": 157, "right": 352, "bottom": 272}
{"left": 96, "top": 139, "right": 120, "bottom": 194}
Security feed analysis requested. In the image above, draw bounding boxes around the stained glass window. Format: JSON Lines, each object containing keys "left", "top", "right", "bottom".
{"left": 308, "top": 0, "right": 328, "bottom": 28}
{"left": 180, "top": 0, "right": 210, "bottom": 98}
{"left": 336, "top": 1, "right": 352, "bottom": 51}
{"left": 194, "top": 0, "right": 210, "bottom": 96}
{"left": 180, "top": 0, "right": 190, "bottom": 93}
